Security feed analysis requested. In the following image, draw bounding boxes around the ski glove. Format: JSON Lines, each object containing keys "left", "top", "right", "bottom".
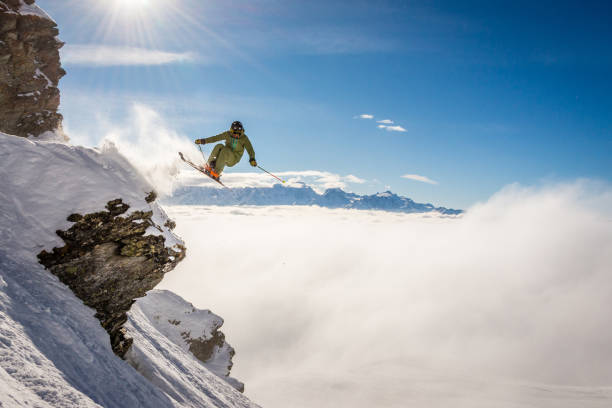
{"left": 195, "top": 139, "right": 206, "bottom": 145}
{"left": 249, "top": 158, "right": 257, "bottom": 167}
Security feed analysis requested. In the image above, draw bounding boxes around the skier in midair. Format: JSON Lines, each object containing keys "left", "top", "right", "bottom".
{"left": 195, "top": 121, "right": 257, "bottom": 180}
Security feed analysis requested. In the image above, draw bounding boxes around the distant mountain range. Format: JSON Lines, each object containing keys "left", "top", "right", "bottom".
{"left": 165, "top": 184, "right": 463, "bottom": 215}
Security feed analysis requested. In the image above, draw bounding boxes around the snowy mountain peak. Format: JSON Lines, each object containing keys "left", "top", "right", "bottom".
{"left": 375, "top": 191, "right": 394, "bottom": 197}
{"left": 167, "top": 184, "right": 463, "bottom": 215}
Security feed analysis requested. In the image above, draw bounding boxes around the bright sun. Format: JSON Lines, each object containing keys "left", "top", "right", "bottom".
{"left": 122, "top": 0, "right": 151, "bottom": 11}
{"left": 85, "top": 0, "right": 202, "bottom": 53}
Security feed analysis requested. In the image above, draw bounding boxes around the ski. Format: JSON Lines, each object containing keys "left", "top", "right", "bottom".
{"left": 178, "top": 152, "right": 228, "bottom": 188}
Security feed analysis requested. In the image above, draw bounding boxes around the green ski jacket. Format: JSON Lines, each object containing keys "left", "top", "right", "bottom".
{"left": 204, "top": 131, "right": 256, "bottom": 161}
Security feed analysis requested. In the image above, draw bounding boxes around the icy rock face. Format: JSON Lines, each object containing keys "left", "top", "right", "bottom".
{"left": 0, "top": 0, "right": 65, "bottom": 138}
{"left": 127, "top": 290, "right": 245, "bottom": 392}
{"left": 38, "top": 197, "right": 186, "bottom": 358}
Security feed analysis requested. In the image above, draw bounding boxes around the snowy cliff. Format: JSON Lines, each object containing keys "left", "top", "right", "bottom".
{"left": 0, "top": 133, "right": 257, "bottom": 407}
{"left": 2, "top": 132, "right": 186, "bottom": 358}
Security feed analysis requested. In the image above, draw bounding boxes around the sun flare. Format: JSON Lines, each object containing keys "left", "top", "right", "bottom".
{"left": 114, "top": 0, "right": 152, "bottom": 13}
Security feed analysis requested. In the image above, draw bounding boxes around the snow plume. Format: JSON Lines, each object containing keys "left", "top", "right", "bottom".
{"left": 159, "top": 180, "right": 612, "bottom": 408}
{"left": 101, "top": 104, "right": 200, "bottom": 197}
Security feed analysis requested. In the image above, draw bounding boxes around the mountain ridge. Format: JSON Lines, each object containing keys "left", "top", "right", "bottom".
{"left": 166, "top": 183, "right": 463, "bottom": 215}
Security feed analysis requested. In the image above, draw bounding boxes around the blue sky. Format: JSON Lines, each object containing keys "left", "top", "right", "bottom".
{"left": 38, "top": 0, "right": 611, "bottom": 208}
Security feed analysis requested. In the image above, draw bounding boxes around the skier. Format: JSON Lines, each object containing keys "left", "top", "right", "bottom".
{"left": 195, "top": 121, "right": 257, "bottom": 180}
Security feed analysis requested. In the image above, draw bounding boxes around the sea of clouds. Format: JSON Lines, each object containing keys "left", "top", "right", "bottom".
{"left": 157, "top": 181, "right": 612, "bottom": 407}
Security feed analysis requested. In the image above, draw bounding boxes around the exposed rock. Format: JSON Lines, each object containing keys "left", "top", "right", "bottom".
{"left": 164, "top": 218, "right": 177, "bottom": 230}
{"left": 0, "top": 0, "right": 65, "bottom": 137}
{"left": 127, "top": 290, "right": 245, "bottom": 392}
{"left": 145, "top": 191, "right": 157, "bottom": 203}
{"left": 186, "top": 330, "right": 230, "bottom": 367}
{"left": 38, "top": 197, "right": 185, "bottom": 358}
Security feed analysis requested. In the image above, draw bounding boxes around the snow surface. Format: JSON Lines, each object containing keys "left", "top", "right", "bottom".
{"left": 0, "top": 133, "right": 183, "bottom": 254}
{"left": 0, "top": 247, "right": 174, "bottom": 407}
{"left": 0, "top": 132, "right": 258, "bottom": 407}
{"left": 17, "top": 0, "right": 55, "bottom": 22}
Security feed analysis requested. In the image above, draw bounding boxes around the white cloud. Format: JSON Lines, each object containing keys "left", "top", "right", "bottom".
{"left": 379, "top": 125, "right": 407, "bottom": 132}
{"left": 401, "top": 174, "right": 438, "bottom": 185}
{"left": 356, "top": 114, "right": 374, "bottom": 119}
{"left": 159, "top": 181, "right": 612, "bottom": 407}
{"left": 376, "top": 119, "right": 394, "bottom": 124}
{"left": 345, "top": 174, "right": 366, "bottom": 184}
{"left": 61, "top": 45, "right": 197, "bottom": 66}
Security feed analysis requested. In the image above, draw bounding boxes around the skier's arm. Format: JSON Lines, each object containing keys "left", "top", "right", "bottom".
{"left": 200, "top": 132, "right": 228, "bottom": 145}
{"left": 243, "top": 135, "right": 256, "bottom": 160}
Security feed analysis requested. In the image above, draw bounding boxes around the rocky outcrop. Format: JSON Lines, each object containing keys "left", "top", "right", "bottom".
{"left": 38, "top": 197, "right": 186, "bottom": 358}
{"left": 0, "top": 0, "right": 65, "bottom": 138}
{"left": 127, "top": 290, "right": 245, "bottom": 392}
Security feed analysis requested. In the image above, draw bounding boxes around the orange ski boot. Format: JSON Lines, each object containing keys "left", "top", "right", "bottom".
{"left": 204, "top": 163, "right": 221, "bottom": 181}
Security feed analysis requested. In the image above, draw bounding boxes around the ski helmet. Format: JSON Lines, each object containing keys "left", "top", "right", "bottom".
{"left": 230, "top": 121, "right": 244, "bottom": 133}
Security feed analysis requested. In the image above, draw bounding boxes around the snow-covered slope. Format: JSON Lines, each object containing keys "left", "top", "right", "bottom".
{"left": 0, "top": 133, "right": 181, "bottom": 256}
{"left": 0, "top": 246, "right": 175, "bottom": 407}
{"left": 127, "top": 290, "right": 243, "bottom": 391}
{"left": 126, "top": 290, "right": 252, "bottom": 402}
{"left": 166, "top": 184, "right": 462, "bottom": 214}
{"left": 0, "top": 132, "right": 258, "bottom": 407}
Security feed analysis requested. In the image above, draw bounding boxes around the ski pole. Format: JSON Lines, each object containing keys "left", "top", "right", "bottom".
{"left": 257, "top": 165, "right": 286, "bottom": 183}
{"left": 197, "top": 143, "right": 206, "bottom": 161}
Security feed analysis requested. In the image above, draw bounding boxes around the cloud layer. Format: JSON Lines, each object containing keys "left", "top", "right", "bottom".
{"left": 159, "top": 181, "right": 612, "bottom": 407}
{"left": 61, "top": 45, "right": 196, "bottom": 66}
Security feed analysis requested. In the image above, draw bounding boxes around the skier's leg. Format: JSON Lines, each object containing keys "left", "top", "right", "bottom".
{"left": 214, "top": 147, "right": 234, "bottom": 174}
{"left": 207, "top": 144, "right": 224, "bottom": 166}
